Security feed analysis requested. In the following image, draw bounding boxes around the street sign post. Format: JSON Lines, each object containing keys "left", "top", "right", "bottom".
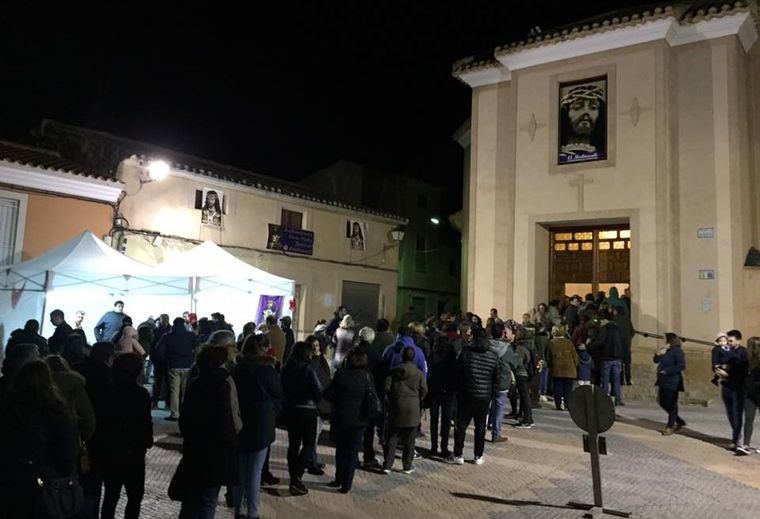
{"left": 566, "top": 384, "right": 631, "bottom": 518}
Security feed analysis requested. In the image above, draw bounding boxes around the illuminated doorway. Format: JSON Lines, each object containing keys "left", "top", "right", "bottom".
{"left": 550, "top": 225, "right": 630, "bottom": 300}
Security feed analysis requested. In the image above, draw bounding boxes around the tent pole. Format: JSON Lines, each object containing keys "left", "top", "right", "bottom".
{"left": 39, "top": 270, "right": 50, "bottom": 334}
{"left": 191, "top": 276, "right": 197, "bottom": 314}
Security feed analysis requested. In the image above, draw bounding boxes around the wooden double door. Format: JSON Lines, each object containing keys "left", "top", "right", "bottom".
{"left": 549, "top": 225, "right": 630, "bottom": 300}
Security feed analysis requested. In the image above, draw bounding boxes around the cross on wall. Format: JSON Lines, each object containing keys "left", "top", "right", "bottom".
{"left": 568, "top": 173, "right": 594, "bottom": 212}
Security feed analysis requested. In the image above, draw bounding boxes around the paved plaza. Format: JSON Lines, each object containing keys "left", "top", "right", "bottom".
{"left": 130, "top": 399, "right": 760, "bottom": 518}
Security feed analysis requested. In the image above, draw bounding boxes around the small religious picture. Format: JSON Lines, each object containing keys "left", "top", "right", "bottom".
{"left": 346, "top": 219, "right": 367, "bottom": 251}
{"left": 256, "top": 295, "right": 283, "bottom": 323}
{"left": 558, "top": 76, "right": 607, "bottom": 165}
{"left": 195, "top": 188, "right": 224, "bottom": 228}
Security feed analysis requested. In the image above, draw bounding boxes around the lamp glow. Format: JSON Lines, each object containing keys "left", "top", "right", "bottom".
{"left": 430, "top": 217, "right": 440, "bottom": 225}
{"left": 146, "top": 160, "right": 170, "bottom": 181}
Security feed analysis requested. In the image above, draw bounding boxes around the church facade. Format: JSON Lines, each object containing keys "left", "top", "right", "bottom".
{"left": 454, "top": 3, "right": 760, "bottom": 400}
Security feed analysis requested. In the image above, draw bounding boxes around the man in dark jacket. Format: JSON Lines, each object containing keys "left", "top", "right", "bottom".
{"left": 6, "top": 319, "right": 49, "bottom": 357}
{"left": 654, "top": 333, "right": 686, "bottom": 435}
{"left": 721, "top": 329, "right": 749, "bottom": 449}
{"left": 94, "top": 300, "right": 130, "bottom": 343}
{"left": 100, "top": 353, "right": 154, "bottom": 519}
{"left": 154, "top": 318, "right": 199, "bottom": 421}
{"left": 447, "top": 325, "right": 500, "bottom": 466}
{"left": 280, "top": 316, "right": 296, "bottom": 363}
{"left": 589, "top": 311, "right": 625, "bottom": 406}
{"left": 151, "top": 314, "right": 171, "bottom": 407}
{"left": 48, "top": 309, "right": 73, "bottom": 355}
{"left": 372, "top": 318, "right": 396, "bottom": 353}
{"left": 612, "top": 304, "right": 634, "bottom": 385}
{"left": 325, "top": 306, "right": 347, "bottom": 340}
{"left": 428, "top": 323, "right": 460, "bottom": 457}
{"left": 564, "top": 296, "right": 581, "bottom": 335}
{"left": 509, "top": 327, "right": 535, "bottom": 428}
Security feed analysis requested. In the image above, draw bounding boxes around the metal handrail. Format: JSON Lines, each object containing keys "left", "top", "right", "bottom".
{"left": 634, "top": 330, "right": 713, "bottom": 347}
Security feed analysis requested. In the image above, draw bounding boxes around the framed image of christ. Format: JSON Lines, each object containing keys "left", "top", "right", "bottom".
{"left": 558, "top": 76, "right": 607, "bottom": 165}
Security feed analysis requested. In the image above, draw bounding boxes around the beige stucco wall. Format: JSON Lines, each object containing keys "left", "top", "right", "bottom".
{"left": 116, "top": 161, "right": 399, "bottom": 338}
{"left": 465, "top": 35, "right": 758, "bottom": 402}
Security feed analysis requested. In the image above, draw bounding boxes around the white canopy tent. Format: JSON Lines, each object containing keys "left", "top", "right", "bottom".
{"left": 0, "top": 231, "right": 190, "bottom": 345}
{"left": 154, "top": 241, "right": 295, "bottom": 333}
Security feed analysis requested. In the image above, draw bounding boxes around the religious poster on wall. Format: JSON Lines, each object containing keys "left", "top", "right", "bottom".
{"left": 266, "top": 224, "right": 315, "bottom": 255}
{"left": 194, "top": 188, "right": 225, "bottom": 228}
{"left": 558, "top": 76, "right": 607, "bottom": 165}
{"left": 256, "top": 295, "right": 283, "bottom": 324}
{"left": 346, "top": 219, "right": 367, "bottom": 251}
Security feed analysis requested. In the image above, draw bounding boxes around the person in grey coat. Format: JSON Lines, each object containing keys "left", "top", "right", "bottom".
{"left": 382, "top": 347, "right": 427, "bottom": 474}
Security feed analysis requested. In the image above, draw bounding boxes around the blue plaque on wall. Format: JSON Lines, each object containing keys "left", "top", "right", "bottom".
{"left": 267, "top": 224, "right": 314, "bottom": 256}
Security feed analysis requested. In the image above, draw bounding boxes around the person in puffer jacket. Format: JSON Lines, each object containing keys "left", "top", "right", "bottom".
{"left": 446, "top": 324, "right": 500, "bottom": 466}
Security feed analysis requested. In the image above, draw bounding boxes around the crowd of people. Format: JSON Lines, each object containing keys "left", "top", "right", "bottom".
{"left": 1, "top": 287, "right": 759, "bottom": 518}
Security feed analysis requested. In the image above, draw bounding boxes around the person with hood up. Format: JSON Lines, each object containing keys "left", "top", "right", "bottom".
{"left": 605, "top": 287, "right": 629, "bottom": 317}
{"left": 381, "top": 346, "right": 427, "bottom": 475}
{"left": 233, "top": 334, "right": 284, "bottom": 518}
{"left": 381, "top": 326, "right": 428, "bottom": 378}
{"left": 654, "top": 333, "right": 686, "bottom": 435}
{"left": 446, "top": 325, "right": 500, "bottom": 466}
{"left": 118, "top": 324, "right": 146, "bottom": 357}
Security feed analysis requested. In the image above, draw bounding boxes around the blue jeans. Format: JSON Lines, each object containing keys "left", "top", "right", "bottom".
{"left": 73, "top": 466, "right": 102, "bottom": 519}
{"left": 179, "top": 485, "right": 220, "bottom": 519}
{"left": 234, "top": 448, "right": 268, "bottom": 519}
{"left": 488, "top": 390, "right": 509, "bottom": 438}
{"left": 601, "top": 359, "right": 623, "bottom": 404}
{"left": 539, "top": 367, "right": 550, "bottom": 395}
{"left": 721, "top": 386, "right": 745, "bottom": 443}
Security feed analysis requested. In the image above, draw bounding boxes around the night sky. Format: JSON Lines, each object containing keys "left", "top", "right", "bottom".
{"left": 2, "top": 1, "right": 635, "bottom": 201}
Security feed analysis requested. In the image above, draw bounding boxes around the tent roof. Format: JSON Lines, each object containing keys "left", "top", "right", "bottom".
{"left": 155, "top": 241, "right": 294, "bottom": 291}
{"left": 1, "top": 231, "right": 158, "bottom": 278}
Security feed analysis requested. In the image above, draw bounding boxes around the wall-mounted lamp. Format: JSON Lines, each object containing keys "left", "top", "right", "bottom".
{"left": 430, "top": 217, "right": 440, "bottom": 225}
{"left": 390, "top": 226, "right": 406, "bottom": 243}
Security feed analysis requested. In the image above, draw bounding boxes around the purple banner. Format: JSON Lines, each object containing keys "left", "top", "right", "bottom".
{"left": 256, "top": 295, "right": 283, "bottom": 324}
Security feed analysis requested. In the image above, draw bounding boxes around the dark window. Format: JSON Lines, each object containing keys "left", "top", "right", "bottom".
{"left": 417, "top": 194, "right": 428, "bottom": 208}
{"left": 281, "top": 208, "right": 303, "bottom": 230}
{"left": 415, "top": 234, "right": 427, "bottom": 273}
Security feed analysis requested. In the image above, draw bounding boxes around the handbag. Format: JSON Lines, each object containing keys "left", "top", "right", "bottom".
{"left": 168, "top": 457, "right": 189, "bottom": 501}
{"left": 36, "top": 472, "right": 83, "bottom": 519}
{"left": 360, "top": 373, "right": 381, "bottom": 421}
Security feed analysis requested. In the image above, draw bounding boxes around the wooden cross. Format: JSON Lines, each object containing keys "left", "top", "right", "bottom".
{"left": 568, "top": 173, "right": 594, "bottom": 212}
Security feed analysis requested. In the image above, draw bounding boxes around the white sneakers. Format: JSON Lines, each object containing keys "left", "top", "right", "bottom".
{"left": 474, "top": 456, "right": 485, "bottom": 466}
{"left": 445, "top": 455, "right": 465, "bottom": 465}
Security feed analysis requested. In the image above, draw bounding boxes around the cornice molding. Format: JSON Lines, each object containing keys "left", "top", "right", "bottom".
{"left": 0, "top": 161, "right": 123, "bottom": 203}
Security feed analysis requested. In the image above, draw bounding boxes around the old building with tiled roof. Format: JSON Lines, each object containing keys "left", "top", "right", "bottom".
{"left": 453, "top": 1, "right": 760, "bottom": 403}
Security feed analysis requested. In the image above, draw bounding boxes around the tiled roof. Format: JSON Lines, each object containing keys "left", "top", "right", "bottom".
{"left": 453, "top": 1, "right": 754, "bottom": 75}
{"left": 0, "top": 139, "right": 117, "bottom": 183}
{"left": 36, "top": 120, "right": 407, "bottom": 223}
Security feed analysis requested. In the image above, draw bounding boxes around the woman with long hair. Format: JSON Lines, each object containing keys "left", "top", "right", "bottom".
{"left": 738, "top": 336, "right": 760, "bottom": 455}
{"left": 0, "top": 361, "right": 78, "bottom": 518}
